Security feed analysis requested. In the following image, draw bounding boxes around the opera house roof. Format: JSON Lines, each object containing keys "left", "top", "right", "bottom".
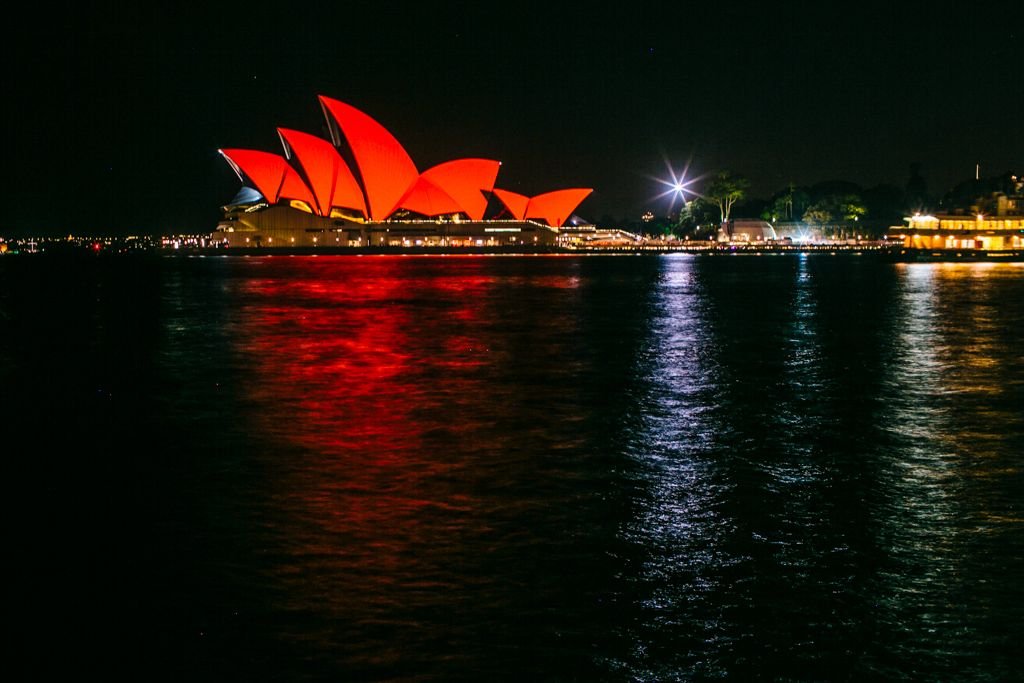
{"left": 219, "top": 96, "right": 591, "bottom": 228}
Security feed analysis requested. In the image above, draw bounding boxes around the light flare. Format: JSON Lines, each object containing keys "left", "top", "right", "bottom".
{"left": 647, "top": 156, "right": 705, "bottom": 212}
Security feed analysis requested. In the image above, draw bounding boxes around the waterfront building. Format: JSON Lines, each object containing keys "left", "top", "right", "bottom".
{"left": 773, "top": 222, "right": 826, "bottom": 243}
{"left": 219, "top": 206, "right": 560, "bottom": 248}
{"left": 213, "top": 97, "right": 592, "bottom": 248}
{"left": 717, "top": 219, "right": 777, "bottom": 243}
{"left": 555, "top": 217, "right": 641, "bottom": 247}
{"left": 895, "top": 214, "right": 1024, "bottom": 250}
{"left": 894, "top": 177, "right": 1024, "bottom": 250}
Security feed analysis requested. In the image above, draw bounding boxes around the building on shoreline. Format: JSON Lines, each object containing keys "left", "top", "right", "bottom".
{"left": 717, "top": 219, "right": 777, "bottom": 243}
{"left": 896, "top": 214, "right": 1024, "bottom": 250}
{"left": 894, "top": 175, "right": 1024, "bottom": 250}
{"left": 217, "top": 206, "right": 559, "bottom": 247}
{"left": 212, "top": 97, "right": 591, "bottom": 248}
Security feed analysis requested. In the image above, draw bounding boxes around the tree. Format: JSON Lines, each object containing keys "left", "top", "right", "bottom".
{"left": 803, "top": 203, "right": 833, "bottom": 226}
{"left": 676, "top": 198, "right": 720, "bottom": 238}
{"left": 649, "top": 215, "right": 674, "bottom": 237}
{"left": 801, "top": 192, "right": 869, "bottom": 239}
{"left": 762, "top": 192, "right": 794, "bottom": 222}
{"left": 703, "top": 171, "right": 749, "bottom": 224}
{"left": 838, "top": 194, "right": 867, "bottom": 222}
{"left": 763, "top": 185, "right": 812, "bottom": 222}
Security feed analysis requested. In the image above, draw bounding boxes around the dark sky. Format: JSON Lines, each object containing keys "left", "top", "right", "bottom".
{"left": 4, "top": 1, "right": 1021, "bottom": 234}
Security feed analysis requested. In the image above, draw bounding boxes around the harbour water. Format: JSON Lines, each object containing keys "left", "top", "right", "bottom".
{"left": 3, "top": 254, "right": 1022, "bottom": 680}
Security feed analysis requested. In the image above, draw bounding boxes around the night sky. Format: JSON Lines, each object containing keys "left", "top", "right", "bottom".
{"left": 5, "top": 1, "right": 1021, "bottom": 235}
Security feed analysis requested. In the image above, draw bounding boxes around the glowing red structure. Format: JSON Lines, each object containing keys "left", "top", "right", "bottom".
{"left": 318, "top": 96, "right": 419, "bottom": 221}
{"left": 419, "top": 159, "right": 501, "bottom": 221}
{"left": 494, "top": 188, "right": 592, "bottom": 227}
{"left": 220, "top": 149, "right": 316, "bottom": 207}
{"left": 220, "top": 98, "right": 592, "bottom": 227}
{"left": 491, "top": 189, "right": 530, "bottom": 221}
{"left": 524, "top": 189, "right": 593, "bottom": 228}
{"left": 277, "top": 128, "right": 366, "bottom": 218}
{"left": 396, "top": 177, "right": 463, "bottom": 217}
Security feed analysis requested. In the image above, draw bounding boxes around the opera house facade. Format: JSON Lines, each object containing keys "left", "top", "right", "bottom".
{"left": 213, "top": 96, "right": 592, "bottom": 248}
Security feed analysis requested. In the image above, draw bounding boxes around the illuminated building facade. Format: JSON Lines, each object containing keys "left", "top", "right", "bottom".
{"left": 895, "top": 177, "right": 1024, "bottom": 250}
{"left": 214, "top": 97, "right": 592, "bottom": 247}
{"left": 896, "top": 215, "right": 1024, "bottom": 251}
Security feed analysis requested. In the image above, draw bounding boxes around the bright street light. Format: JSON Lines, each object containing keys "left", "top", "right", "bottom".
{"left": 649, "top": 156, "right": 704, "bottom": 212}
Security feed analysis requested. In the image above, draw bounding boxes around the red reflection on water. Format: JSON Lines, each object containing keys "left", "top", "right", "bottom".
{"left": 228, "top": 260, "right": 506, "bottom": 637}
{"left": 221, "top": 257, "right": 596, "bottom": 667}
{"left": 237, "top": 258, "right": 502, "bottom": 461}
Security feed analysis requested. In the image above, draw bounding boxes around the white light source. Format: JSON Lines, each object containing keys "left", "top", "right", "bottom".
{"left": 648, "top": 156, "right": 704, "bottom": 212}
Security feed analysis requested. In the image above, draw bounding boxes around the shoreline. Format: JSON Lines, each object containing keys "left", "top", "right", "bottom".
{"left": 3, "top": 245, "right": 1023, "bottom": 262}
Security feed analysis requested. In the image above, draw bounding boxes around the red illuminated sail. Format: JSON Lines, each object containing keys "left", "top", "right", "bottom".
{"left": 492, "top": 188, "right": 530, "bottom": 220}
{"left": 278, "top": 128, "right": 367, "bottom": 218}
{"left": 219, "top": 148, "right": 315, "bottom": 206}
{"left": 396, "top": 177, "right": 464, "bottom": 217}
{"left": 525, "top": 188, "right": 592, "bottom": 228}
{"left": 319, "top": 96, "right": 419, "bottom": 221}
{"left": 420, "top": 159, "right": 501, "bottom": 220}
{"left": 223, "top": 99, "right": 592, "bottom": 227}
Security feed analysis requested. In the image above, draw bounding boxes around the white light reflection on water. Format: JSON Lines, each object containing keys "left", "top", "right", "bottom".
{"left": 613, "top": 255, "right": 737, "bottom": 678}
{"left": 610, "top": 256, "right": 1024, "bottom": 680}
{"left": 614, "top": 254, "right": 847, "bottom": 678}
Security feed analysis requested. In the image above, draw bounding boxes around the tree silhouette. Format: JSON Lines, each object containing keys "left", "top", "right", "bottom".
{"left": 703, "top": 171, "right": 749, "bottom": 224}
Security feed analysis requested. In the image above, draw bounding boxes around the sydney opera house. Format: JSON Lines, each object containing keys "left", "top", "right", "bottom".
{"left": 213, "top": 96, "right": 593, "bottom": 248}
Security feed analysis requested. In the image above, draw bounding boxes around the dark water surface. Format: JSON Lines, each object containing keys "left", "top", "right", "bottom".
{"left": 3, "top": 254, "right": 1022, "bottom": 681}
